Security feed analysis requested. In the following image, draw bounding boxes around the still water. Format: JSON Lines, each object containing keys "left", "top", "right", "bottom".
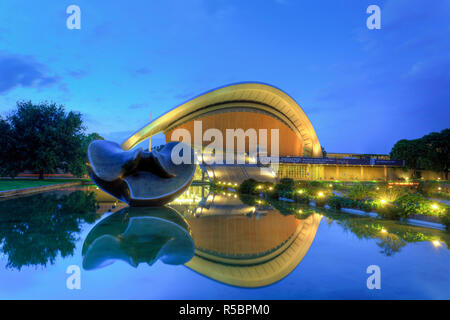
{"left": 0, "top": 185, "right": 448, "bottom": 299}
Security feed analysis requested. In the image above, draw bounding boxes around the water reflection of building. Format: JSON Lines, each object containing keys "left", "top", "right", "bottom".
{"left": 176, "top": 193, "right": 322, "bottom": 288}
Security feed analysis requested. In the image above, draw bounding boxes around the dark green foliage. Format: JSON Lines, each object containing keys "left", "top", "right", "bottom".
{"left": 395, "top": 193, "right": 448, "bottom": 217}
{"left": 439, "top": 213, "right": 450, "bottom": 231}
{"left": 1, "top": 101, "right": 103, "bottom": 178}
{"left": 238, "top": 179, "right": 259, "bottom": 195}
{"left": 376, "top": 203, "right": 404, "bottom": 220}
{"left": 390, "top": 129, "right": 449, "bottom": 179}
{"left": 0, "top": 191, "right": 100, "bottom": 270}
{"left": 327, "top": 196, "right": 377, "bottom": 212}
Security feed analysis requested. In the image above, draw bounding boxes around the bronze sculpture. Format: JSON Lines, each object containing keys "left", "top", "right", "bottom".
{"left": 87, "top": 140, "right": 196, "bottom": 206}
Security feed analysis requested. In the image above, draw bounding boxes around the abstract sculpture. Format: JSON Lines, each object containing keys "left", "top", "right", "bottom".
{"left": 87, "top": 140, "right": 196, "bottom": 206}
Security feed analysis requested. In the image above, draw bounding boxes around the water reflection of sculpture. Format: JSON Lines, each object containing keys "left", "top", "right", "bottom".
{"left": 0, "top": 191, "right": 100, "bottom": 270}
{"left": 82, "top": 206, "right": 194, "bottom": 269}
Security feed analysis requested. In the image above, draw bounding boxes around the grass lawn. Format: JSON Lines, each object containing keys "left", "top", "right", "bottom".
{"left": 0, "top": 179, "right": 86, "bottom": 192}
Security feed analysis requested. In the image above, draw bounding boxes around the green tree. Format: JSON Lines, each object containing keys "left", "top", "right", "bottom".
{"left": 2, "top": 101, "right": 103, "bottom": 179}
{"left": 68, "top": 132, "right": 104, "bottom": 177}
{"left": 390, "top": 129, "right": 449, "bottom": 179}
{"left": 422, "top": 129, "right": 450, "bottom": 180}
{"left": 0, "top": 117, "right": 20, "bottom": 177}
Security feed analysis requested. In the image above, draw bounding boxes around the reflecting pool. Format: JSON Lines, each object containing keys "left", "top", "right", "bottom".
{"left": 0, "top": 185, "right": 449, "bottom": 299}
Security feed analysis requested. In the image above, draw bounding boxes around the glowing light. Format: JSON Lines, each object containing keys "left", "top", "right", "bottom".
{"left": 317, "top": 192, "right": 324, "bottom": 197}
{"left": 329, "top": 184, "right": 333, "bottom": 188}
{"left": 432, "top": 204, "right": 438, "bottom": 210}
{"left": 297, "top": 190, "right": 304, "bottom": 194}
{"left": 298, "top": 209, "right": 303, "bottom": 213}
{"left": 438, "top": 187, "right": 442, "bottom": 191}
{"left": 268, "top": 187, "right": 273, "bottom": 191}
{"left": 432, "top": 240, "right": 442, "bottom": 248}
{"left": 380, "top": 199, "right": 387, "bottom": 204}
{"left": 381, "top": 228, "right": 387, "bottom": 233}
{"left": 256, "top": 185, "right": 262, "bottom": 190}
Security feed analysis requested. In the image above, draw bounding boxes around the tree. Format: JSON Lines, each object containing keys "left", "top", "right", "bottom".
{"left": 0, "top": 117, "right": 19, "bottom": 177}
{"left": 390, "top": 129, "right": 449, "bottom": 179}
{"left": 321, "top": 146, "right": 327, "bottom": 158}
{"left": 2, "top": 101, "right": 103, "bottom": 179}
{"left": 422, "top": 129, "right": 450, "bottom": 180}
{"left": 67, "top": 132, "right": 104, "bottom": 177}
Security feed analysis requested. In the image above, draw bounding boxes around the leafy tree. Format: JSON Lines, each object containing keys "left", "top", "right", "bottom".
{"left": 390, "top": 129, "right": 449, "bottom": 179}
{"left": 0, "top": 117, "right": 20, "bottom": 177}
{"left": 1, "top": 101, "right": 103, "bottom": 178}
{"left": 68, "top": 132, "right": 104, "bottom": 177}
{"left": 422, "top": 129, "right": 450, "bottom": 180}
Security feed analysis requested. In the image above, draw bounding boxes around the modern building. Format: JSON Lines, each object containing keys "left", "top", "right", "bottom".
{"left": 121, "top": 83, "right": 443, "bottom": 181}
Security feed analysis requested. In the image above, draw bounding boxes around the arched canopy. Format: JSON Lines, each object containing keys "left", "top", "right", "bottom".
{"left": 122, "top": 82, "right": 322, "bottom": 157}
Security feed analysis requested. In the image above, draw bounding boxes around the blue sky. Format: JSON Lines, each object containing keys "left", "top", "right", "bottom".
{"left": 0, "top": 0, "right": 449, "bottom": 154}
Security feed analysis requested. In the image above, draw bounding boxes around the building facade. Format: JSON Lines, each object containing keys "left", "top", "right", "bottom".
{"left": 120, "top": 82, "right": 443, "bottom": 181}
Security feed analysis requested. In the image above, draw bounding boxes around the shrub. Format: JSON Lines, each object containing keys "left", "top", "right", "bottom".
{"left": 395, "top": 193, "right": 448, "bottom": 217}
{"left": 377, "top": 203, "right": 404, "bottom": 220}
{"left": 315, "top": 196, "right": 328, "bottom": 207}
{"left": 439, "top": 212, "right": 450, "bottom": 231}
{"left": 346, "top": 183, "right": 376, "bottom": 201}
{"left": 238, "top": 179, "right": 259, "bottom": 195}
{"left": 418, "top": 181, "right": 440, "bottom": 196}
{"left": 375, "top": 186, "right": 408, "bottom": 202}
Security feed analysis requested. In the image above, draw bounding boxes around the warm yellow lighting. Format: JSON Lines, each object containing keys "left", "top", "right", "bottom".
{"left": 380, "top": 199, "right": 387, "bottom": 204}
{"left": 329, "top": 184, "right": 333, "bottom": 188}
{"left": 298, "top": 209, "right": 303, "bottom": 213}
{"left": 438, "top": 187, "right": 442, "bottom": 191}
{"left": 381, "top": 228, "right": 387, "bottom": 233}
{"left": 297, "top": 190, "right": 304, "bottom": 194}
{"left": 317, "top": 192, "right": 324, "bottom": 197}
{"left": 257, "top": 185, "right": 262, "bottom": 189}
{"left": 268, "top": 187, "right": 273, "bottom": 191}
{"left": 432, "top": 240, "right": 442, "bottom": 248}
{"left": 432, "top": 204, "right": 438, "bottom": 210}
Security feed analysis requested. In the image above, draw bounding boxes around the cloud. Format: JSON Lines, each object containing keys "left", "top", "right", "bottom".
{"left": 0, "top": 53, "right": 60, "bottom": 94}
